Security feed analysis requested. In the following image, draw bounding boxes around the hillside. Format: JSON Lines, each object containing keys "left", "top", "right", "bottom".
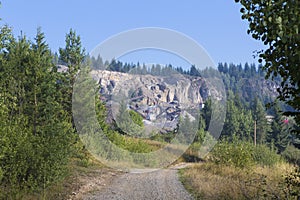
{"left": 90, "top": 68, "right": 279, "bottom": 133}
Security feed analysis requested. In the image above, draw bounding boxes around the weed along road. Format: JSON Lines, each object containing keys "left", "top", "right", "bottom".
{"left": 83, "top": 164, "right": 193, "bottom": 200}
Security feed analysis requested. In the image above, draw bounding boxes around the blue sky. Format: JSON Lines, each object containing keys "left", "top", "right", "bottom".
{"left": 0, "top": 0, "right": 264, "bottom": 68}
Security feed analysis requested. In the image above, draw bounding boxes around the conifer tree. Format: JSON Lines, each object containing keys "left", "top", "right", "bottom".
{"left": 252, "top": 97, "right": 269, "bottom": 144}
{"left": 58, "top": 29, "right": 86, "bottom": 116}
{"left": 268, "top": 101, "right": 289, "bottom": 153}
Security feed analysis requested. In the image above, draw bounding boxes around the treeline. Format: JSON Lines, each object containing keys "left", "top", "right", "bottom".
{"left": 0, "top": 25, "right": 85, "bottom": 197}
{"left": 89, "top": 55, "right": 265, "bottom": 77}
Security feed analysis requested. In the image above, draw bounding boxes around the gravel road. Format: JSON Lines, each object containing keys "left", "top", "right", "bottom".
{"left": 83, "top": 166, "right": 193, "bottom": 200}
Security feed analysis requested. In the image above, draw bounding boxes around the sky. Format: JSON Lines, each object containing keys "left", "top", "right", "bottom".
{"left": 0, "top": 0, "right": 265, "bottom": 68}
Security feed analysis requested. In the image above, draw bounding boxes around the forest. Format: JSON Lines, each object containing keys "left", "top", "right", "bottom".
{"left": 0, "top": 0, "right": 300, "bottom": 199}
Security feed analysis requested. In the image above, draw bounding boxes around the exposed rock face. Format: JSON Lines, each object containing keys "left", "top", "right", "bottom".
{"left": 91, "top": 70, "right": 217, "bottom": 132}
{"left": 91, "top": 70, "right": 212, "bottom": 105}
{"left": 90, "top": 70, "right": 280, "bottom": 133}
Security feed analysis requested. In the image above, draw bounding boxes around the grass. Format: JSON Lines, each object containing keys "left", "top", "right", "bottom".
{"left": 179, "top": 162, "right": 297, "bottom": 200}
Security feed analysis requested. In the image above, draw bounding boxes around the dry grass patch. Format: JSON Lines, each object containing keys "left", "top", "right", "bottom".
{"left": 180, "top": 162, "right": 296, "bottom": 200}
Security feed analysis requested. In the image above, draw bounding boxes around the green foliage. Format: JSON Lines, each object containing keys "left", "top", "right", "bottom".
{"left": 58, "top": 29, "right": 86, "bottom": 117}
{"left": 210, "top": 139, "right": 255, "bottom": 168}
{"left": 267, "top": 101, "right": 290, "bottom": 153}
{"left": 129, "top": 110, "right": 144, "bottom": 127}
{"left": 252, "top": 144, "right": 281, "bottom": 167}
{"left": 222, "top": 91, "right": 254, "bottom": 140}
{"left": 235, "top": 0, "right": 300, "bottom": 134}
{"left": 150, "top": 131, "right": 175, "bottom": 143}
{"left": 201, "top": 98, "right": 212, "bottom": 131}
{"left": 59, "top": 28, "right": 85, "bottom": 76}
{"left": 107, "top": 131, "right": 155, "bottom": 153}
{"left": 211, "top": 138, "right": 281, "bottom": 168}
{"left": 0, "top": 27, "right": 76, "bottom": 197}
{"left": 252, "top": 97, "right": 270, "bottom": 144}
{"left": 183, "top": 129, "right": 212, "bottom": 162}
{"left": 116, "top": 101, "right": 144, "bottom": 137}
{"left": 282, "top": 145, "right": 300, "bottom": 166}
{"left": 93, "top": 95, "right": 158, "bottom": 165}
{"left": 177, "top": 114, "right": 198, "bottom": 145}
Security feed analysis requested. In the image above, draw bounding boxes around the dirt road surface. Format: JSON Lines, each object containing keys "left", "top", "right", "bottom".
{"left": 81, "top": 164, "right": 193, "bottom": 200}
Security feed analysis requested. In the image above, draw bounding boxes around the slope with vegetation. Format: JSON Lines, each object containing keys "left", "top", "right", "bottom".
{"left": 0, "top": 0, "right": 299, "bottom": 198}
{"left": 180, "top": 0, "right": 300, "bottom": 198}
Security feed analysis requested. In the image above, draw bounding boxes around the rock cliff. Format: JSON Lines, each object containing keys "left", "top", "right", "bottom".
{"left": 91, "top": 70, "right": 217, "bottom": 132}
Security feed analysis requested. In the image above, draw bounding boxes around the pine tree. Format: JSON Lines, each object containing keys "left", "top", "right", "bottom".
{"left": 222, "top": 97, "right": 240, "bottom": 138}
{"left": 244, "top": 62, "right": 250, "bottom": 77}
{"left": 0, "top": 28, "right": 75, "bottom": 192}
{"left": 190, "top": 65, "right": 200, "bottom": 76}
{"left": 218, "top": 63, "right": 224, "bottom": 73}
{"left": 58, "top": 29, "right": 86, "bottom": 116}
{"left": 202, "top": 98, "right": 212, "bottom": 131}
{"left": 238, "top": 109, "right": 253, "bottom": 141}
{"left": 59, "top": 29, "right": 85, "bottom": 79}
{"left": 268, "top": 101, "right": 290, "bottom": 153}
{"left": 252, "top": 97, "right": 269, "bottom": 144}
{"left": 221, "top": 91, "right": 254, "bottom": 140}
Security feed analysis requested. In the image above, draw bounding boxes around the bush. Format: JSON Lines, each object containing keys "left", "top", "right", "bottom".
{"left": 210, "top": 138, "right": 281, "bottom": 168}
{"left": 210, "top": 139, "right": 255, "bottom": 168}
{"left": 253, "top": 144, "right": 281, "bottom": 167}
{"left": 282, "top": 145, "right": 300, "bottom": 166}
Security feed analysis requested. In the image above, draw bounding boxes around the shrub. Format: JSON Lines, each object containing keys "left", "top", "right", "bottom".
{"left": 210, "top": 138, "right": 281, "bottom": 168}
{"left": 210, "top": 139, "right": 255, "bottom": 168}
{"left": 282, "top": 145, "right": 300, "bottom": 166}
{"left": 253, "top": 144, "right": 281, "bottom": 167}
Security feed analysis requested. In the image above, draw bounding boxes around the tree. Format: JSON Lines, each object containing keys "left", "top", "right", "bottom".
{"left": 189, "top": 65, "right": 200, "bottom": 76}
{"left": 91, "top": 55, "right": 104, "bottom": 70}
{"left": 267, "top": 101, "right": 290, "bottom": 153}
{"left": 0, "top": 25, "right": 15, "bottom": 188}
{"left": 177, "top": 114, "right": 198, "bottom": 145}
{"left": 59, "top": 29, "right": 85, "bottom": 78}
{"left": 235, "top": 0, "right": 300, "bottom": 133}
{"left": 222, "top": 94, "right": 240, "bottom": 138}
{"left": 0, "top": 28, "right": 74, "bottom": 193}
{"left": 218, "top": 63, "right": 224, "bottom": 73}
{"left": 252, "top": 97, "right": 269, "bottom": 144}
{"left": 244, "top": 62, "right": 251, "bottom": 78}
{"left": 250, "top": 63, "right": 257, "bottom": 77}
{"left": 221, "top": 91, "right": 254, "bottom": 140}
{"left": 28, "top": 29, "right": 74, "bottom": 186}
{"left": 223, "top": 62, "right": 229, "bottom": 74}
{"left": 58, "top": 29, "right": 85, "bottom": 116}
{"left": 239, "top": 109, "right": 253, "bottom": 140}
{"left": 202, "top": 98, "right": 212, "bottom": 131}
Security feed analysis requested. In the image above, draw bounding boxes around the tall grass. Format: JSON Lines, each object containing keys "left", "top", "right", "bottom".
{"left": 180, "top": 162, "right": 298, "bottom": 200}
{"left": 180, "top": 138, "right": 300, "bottom": 199}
